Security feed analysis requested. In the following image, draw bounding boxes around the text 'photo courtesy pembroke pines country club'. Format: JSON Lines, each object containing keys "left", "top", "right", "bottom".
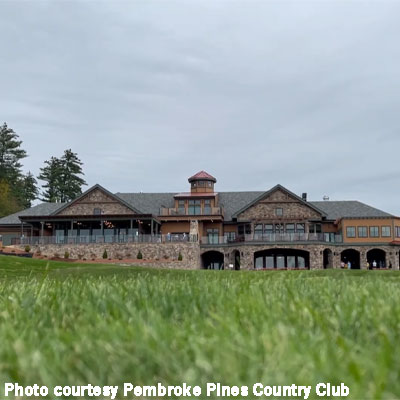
{"left": 1, "top": 0, "right": 400, "bottom": 399}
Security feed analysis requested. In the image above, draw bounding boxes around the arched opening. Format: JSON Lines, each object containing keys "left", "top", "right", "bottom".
{"left": 367, "top": 249, "right": 386, "bottom": 269}
{"left": 341, "top": 249, "right": 360, "bottom": 269}
{"left": 233, "top": 250, "right": 241, "bottom": 270}
{"left": 323, "top": 249, "right": 333, "bottom": 269}
{"left": 254, "top": 249, "right": 309, "bottom": 270}
{"left": 202, "top": 251, "right": 224, "bottom": 270}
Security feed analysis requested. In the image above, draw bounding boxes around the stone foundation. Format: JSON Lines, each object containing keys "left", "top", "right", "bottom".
{"left": 18, "top": 242, "right": 201, "bottom": 269}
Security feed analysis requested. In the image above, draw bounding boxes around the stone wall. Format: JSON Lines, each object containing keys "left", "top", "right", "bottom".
{"left": 200, "top": 243, "right": 400, "bottom": 270}
{"left": 238, "top": 189, "right": 321, "bottom": 221}
{"left": 19, "top": 242, "right": 201, "bottom": 269}
{"left": 57, "top": 188, "right": 134, "bottom": 216}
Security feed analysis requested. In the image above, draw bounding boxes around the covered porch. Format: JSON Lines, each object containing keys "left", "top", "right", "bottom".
{"left": 18, "top": 214, "right": 161, "bottom": 244}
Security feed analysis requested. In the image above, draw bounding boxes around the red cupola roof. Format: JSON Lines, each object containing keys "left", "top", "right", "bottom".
{"left": 188, "top": 170, "right": 217, "bottom": 183}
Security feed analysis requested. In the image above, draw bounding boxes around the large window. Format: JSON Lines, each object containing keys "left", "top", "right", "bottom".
{"left": 296, "top": 223, "right": 305, "bottom": 234}
{"left": 346, "top": 226, "right": 356, "bottom": 238}
{"left": 286, "top": 223, "right": 295, "bottom": 234}
{"left": 264, "top": 224, "right": 273, "bottom": 234}
{"left": 178, "top": 200, "right": 185, "bottom": 215}
{"left": 207, "top": 229, "right": 219, "bottom": 244}
{"left": 396, "top": 227, "right": 400, "bottom": 238}
{"left": 254, "top": 224, "right": 263, "bottom": 237}
{"left": 370, "top": 226, "right": 379, "bottom": 238}
{"left": 309, "top": 223, "right": 322, "bottom": 234}
{"left": 204, "top": 199, "right": 211, "bottom": 215}
{"left": 188, "top": 200, "right": 201, "bottom": 215}
{"left": 358, "top": 226, "right": 368, "bottom": 238}
{"left": 382, "top": 226, "right": 391, "bottom": 237}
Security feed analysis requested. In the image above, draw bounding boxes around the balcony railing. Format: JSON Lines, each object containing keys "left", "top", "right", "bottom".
{"left": 13, "top": 234, "right": 198, "bottom": 246}
{"left": 159, "top": 207, "right": 223, "bottom": 216}
{"left": 201, "top": 233, "right": 343, "bottom": 245}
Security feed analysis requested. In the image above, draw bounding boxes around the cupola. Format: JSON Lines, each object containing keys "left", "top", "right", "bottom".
{"left": 188, "top": 171, "right": 216, "bottom": 193}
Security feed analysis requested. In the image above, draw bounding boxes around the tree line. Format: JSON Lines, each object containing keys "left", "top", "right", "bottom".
{"left": 0, "top": 122, "right": 87, "bottom": 217}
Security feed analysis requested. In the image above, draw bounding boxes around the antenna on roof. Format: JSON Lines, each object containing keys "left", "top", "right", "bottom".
{"left": 323, "top": 195, "right": 330, "bottom": 201}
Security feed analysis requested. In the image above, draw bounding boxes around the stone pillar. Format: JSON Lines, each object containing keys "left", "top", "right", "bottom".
{"left": 360, "top": 248, "right": 367, "bottom": 270}
{"left": 333, "top": 251, "right": 341, "bottom": 269}
{"left": 310, "top": 248, "right": 323, "bottom": 269}
{"left": 241, "top": 250, "right": 253, "bottom": 270}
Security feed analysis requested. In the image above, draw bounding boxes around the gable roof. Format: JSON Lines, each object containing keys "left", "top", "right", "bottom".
{"left": 310, "top": 201, "right": 393, "bottom": 220}
{"left": 231, "top": 184, "right": 327, "bottom": 219}
{"left": 51, "top": 184, "right": 143, "bottom": 216}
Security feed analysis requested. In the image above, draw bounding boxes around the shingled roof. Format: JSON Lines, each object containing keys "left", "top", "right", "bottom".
{"left": 310, "top": 201, "right": 393, "bottom": 220}
{"left": 188, "top": 171, "right": 217, "bottom": 182}
{"left": 0, "top": 202, "right": 65, "bottom": 225}
{"left": 0, "top": 191, "right": 394, "bottom": 225}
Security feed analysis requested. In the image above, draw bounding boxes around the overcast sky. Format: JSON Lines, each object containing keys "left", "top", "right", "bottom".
{"left": 1, "top": 0, "right": 399, "bottom": 213}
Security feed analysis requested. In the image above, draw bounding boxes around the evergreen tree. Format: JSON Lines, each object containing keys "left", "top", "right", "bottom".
{"left": 0, "top": 180, "right": 20, "bottom": 217}
{"left": 0, "top": 122, "right": 27, "bottom": 185}
{"left": 38, "top": 157, "right": 63, "bottom": 202}
{"left": 38, "top": 150, "right": 86, "bottom": 203}
{"left": 60, "top": 149, "right": 87, "bottom": 202}
{"left": 18, "top": 172, "right": 39, "bottom": 208}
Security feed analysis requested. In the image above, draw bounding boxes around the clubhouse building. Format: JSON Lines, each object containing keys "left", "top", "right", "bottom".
{"left": 1, "top": 171, "right": 400, "bottom": 270}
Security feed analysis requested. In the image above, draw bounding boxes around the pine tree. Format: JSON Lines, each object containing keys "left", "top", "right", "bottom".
{"left": 60, "top": 149, "right": 87, "bottom": 202}
{"left": 18, "top": 172, "right": 39, "bottom": 208}
{"left": 38, "top": 150, "right": 87, "bottom": 203}
{"left": 0, "top": 122, "right": 27, "bottom": 186}
{"left": 0, "top": 180, "right": 20, "bottom": 217}
{"left": 38, "top": 157, "right": 63, "bottom": 202}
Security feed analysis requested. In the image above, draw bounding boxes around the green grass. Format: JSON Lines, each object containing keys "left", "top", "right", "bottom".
{"left": 0, "top": 255, "right": 400, "bottom": 399}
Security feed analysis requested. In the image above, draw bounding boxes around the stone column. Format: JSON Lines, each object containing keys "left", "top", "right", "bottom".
{"left": 360, "top": 248, "right": 367, "bottom": 270}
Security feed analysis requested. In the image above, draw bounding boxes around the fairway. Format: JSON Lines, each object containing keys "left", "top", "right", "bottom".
{"left": 0, "top": 256, "right": 400, "bottom": 399}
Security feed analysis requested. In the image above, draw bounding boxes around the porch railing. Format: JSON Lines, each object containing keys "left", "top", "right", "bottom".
{"left": 159, "top": 207, "right": 223, "bottom": 216}
{"left": 201, "top": 233, "right": 343, "bottom": 245}
{"left": 13, "top": 234, "right": 198, "bottom": 246}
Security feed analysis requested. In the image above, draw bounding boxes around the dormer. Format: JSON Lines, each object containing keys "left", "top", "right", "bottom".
{"left": 188, "top": 171, "right": 216, "bottom": 193}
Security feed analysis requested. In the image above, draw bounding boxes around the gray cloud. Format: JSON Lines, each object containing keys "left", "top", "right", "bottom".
{"left": 1, "top": 0, "right": 399, "bottom": 213}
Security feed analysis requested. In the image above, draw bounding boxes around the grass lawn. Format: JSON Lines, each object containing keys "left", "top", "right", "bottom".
{"left": 0, "top": 255, "right": 400, "bottom": 399}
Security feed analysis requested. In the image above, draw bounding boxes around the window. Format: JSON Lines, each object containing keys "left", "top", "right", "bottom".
{"left": 93, "top": 208, "right": 102, "bottom": 215}
{"left": 309, "top": 223, "right": 322, "bottom": 234}
{"left": 188, "top": 200, "right": 201, "bottom": 215}
{"left": 225, "top": 232, "right": 236, "bottom": 242}
{"left": 207, "top": 229, "right": 219, "bottom": 244}
{"left": 275, "top": 208, "right": 283, "bottom": 216}
{"left": 382, "top": 226, "right": 391, "bottom": 237}
{"left": 358, "top": 226, "right": 368, "bottom": 238}
{"left": 275, "top": 223, "right": 284, "bottom": 234}
{"left": 178, "top": 200, "right": 185, "bottom": 214}
{"left": 204, "top": 199, "right": 211, "bottom": 214}
{"left": 346, "top": 226, "right": 356, "bottom": 238}
{"left": 296, "top": 223, "right": 305, "bottom": 234}
{"left": 370, "top": 226, "right": 379, "bottom": 238}
{"left": 396, "top": 226, "right": 400, "bottom": 238}
{"left": 265, "top": 256, "right": 274, "bottom": 269}
{"left": 264, "top": 224, "right": 274, "bottom": 234}
{"left": 254, "top": 224, "right": 263, "bottom": 236}
{"left": 286, "top": 223, "right": 295, "bottom": 234}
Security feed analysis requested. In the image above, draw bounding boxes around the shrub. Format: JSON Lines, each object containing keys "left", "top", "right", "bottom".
{"left": 64, "top": 251, "right": 69, "bottom": 259}
{"left": 102, "top": 250, "right": 108, "bottom": 259}
{"left": 54, "top": 253, "right": 60, "bottom": 259}
{"left": 78, "top": 254, "right": 83, "bottom": 260}
{"left": 178, "top": 252, "right": 183, "bottom": 261}
{"left": 137, "top": 251, "right": 143, "bottom": 259}
{"left": 24, "top": 245, "right": 31, "bottom": 253}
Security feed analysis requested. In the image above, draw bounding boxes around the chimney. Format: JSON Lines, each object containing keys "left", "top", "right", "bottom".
{"left": 302, "top": 193, "right": 307, "bottom": 201}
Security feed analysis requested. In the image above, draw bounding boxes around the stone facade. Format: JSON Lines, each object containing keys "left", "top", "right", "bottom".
{"left": 200, "top": 243, "right": 399, "bottom": 270}
{"left": 238, "top": 189, "right": 321, "bottom": 221}
{"left": 57, "top": 188, "right": 135, "bottom": 216}
{"left": 21, "top": 242, "right": 201, "bottom": 269}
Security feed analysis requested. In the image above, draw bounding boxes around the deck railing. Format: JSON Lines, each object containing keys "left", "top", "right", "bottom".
{"left": 159, "top": 207, "right": 223, "bottom": 216}
{"left": 13, "top": 234, "right": 198, "bottom": 246}
{"left": 201, "top": 233, "right": 343, "bottom": 245}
